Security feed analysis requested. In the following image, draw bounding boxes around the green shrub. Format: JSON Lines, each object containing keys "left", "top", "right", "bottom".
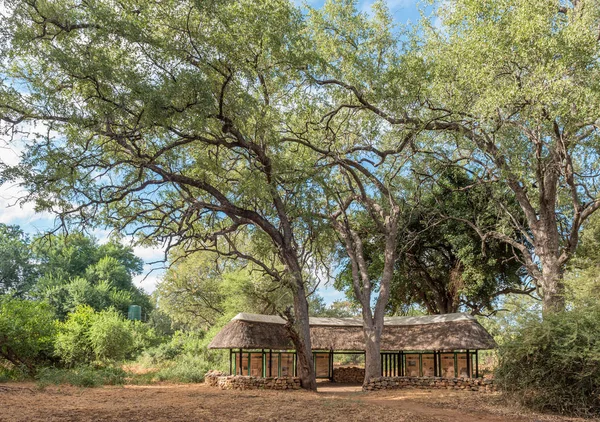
{"left": 0, "top": 297, "right": 57, "bottom": 375}
{"left": 36, "top": 365, "right": 126, "bottom": 388}
{"left": 0, "top": 365, "right": 28, "bottom": 382}
{"left": 55, "top": 306, "right": 159, "bottom": 365}
{"left": 130, "top": 320, "right": 161, "bottom": 355}
{"left": 139, "top": 341, "right": 183, "bottom": 365}
{"left": 495, "top": 304, "right": 600, "bottom": 417}
{"left": 54, "top": 305, "right": 95, "bottom": 366}
{"left": 154, "top": 355, "right": 211, "bottom": 383}
{"left": 87, "top": 309, "right": 133, "bottom": 361}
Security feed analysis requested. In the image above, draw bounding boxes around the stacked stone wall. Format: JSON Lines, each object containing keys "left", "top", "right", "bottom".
{"left": 205, "top": 372, "right": 301, "bottom": 390}
{"left": 332, "top": 367, "right": 365, "bottom": 383}
{"left": 364, "top": 376, "right": 496, "bottom": 393}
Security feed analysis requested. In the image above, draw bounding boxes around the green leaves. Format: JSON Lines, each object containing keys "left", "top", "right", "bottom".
{"left": 496, "top": 303, "right": 600, "bottom": 416}
{"left": 0, "top": 297, "right": 57, "bottom": 374}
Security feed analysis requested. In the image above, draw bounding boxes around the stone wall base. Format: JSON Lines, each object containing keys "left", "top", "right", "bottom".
{"left": 332, "top": 367, "right": 365, "bottom": 383}
{"left": 364, "top": 376, "right": 496, "bottom": 393}
{"left": 205, "top": 372, "right": 301, "bottom": 390}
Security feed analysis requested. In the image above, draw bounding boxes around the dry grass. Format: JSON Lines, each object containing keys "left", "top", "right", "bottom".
{"left": 0, "top": 382, "right": 596, "bottom": 422}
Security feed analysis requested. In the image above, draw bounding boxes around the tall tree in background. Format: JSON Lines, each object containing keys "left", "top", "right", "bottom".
{"left": 419, "top": 0, "right": 600, "bottom": 312}
{"left": 334, "top": 168, "right": 531, "bottom": 316}
{"left": 0, "top": 224, "right": 36, "bottom": 296}
{"left": 389, "top": 169, "right": 530, "bottom": 315}
{"left": 306, "top": 0, "right": 600, "bottom": 313}
{"left": 0, "top": 0, "right": 329, "bottom": 389}
{"left": 31, "top": 232, "right": 149, "bottom": 318}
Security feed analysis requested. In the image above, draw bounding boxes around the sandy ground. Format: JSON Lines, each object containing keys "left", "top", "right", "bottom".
{"left": 0, "top": 382, "right": 594, "bottom": 422}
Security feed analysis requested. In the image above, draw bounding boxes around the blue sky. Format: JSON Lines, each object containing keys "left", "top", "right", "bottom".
{"left": 0, "top": 0, "right": 427, "bottom": 304}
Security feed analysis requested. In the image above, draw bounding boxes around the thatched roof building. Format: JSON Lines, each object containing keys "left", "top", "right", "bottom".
{"left": 209, "top": 312, "right": 496, "bottom": 351}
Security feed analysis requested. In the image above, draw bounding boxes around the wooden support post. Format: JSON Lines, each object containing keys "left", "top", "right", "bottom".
{"left": 229, "top": 349, "right": 233, "bottom": 375}
{"left": 268, "top": 349, "right": 272, "bottom": 377}
{"left": 384, "top": 353, "right": 387, "bottom": 376}
{"left": 475, "top": 350, "right": 479, "bottom": 378}
{"left": 466, "top": 349, "right": 471, "bottom": 378}
{"left": 400, "top": 351, "right": 404, "bottom": 376}
{"left": 454, "top": 352, "right": 457, "bottom": 378}
{"left": 419, "top": 353, "right": 423, "bottom": 377}
{"left": 433, "top": 351, "right": 437, "bottom": 377}
{"left": 329, "top": 350, "right": 334, "bottom": 380}
{"left": 239, "top": 348, "right": 243, "bottom": 375}
{"left": 278, "top": 352, "right": 282, "bottom": 377}
{"left": 262, "top": 349, "right": 265, "bottom": 377}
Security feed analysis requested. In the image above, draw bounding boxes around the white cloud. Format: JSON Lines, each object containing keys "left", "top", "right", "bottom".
{"left": 0, "top": 181, "right": 53, "bottom": 227}
{"left": 133, "top": 271, "right": 163, "bottom": 294}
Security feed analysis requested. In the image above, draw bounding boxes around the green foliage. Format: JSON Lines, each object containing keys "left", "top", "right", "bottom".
{"left": 31, "top": 233, "right": 150, "bottom": 318}
{"left": 565, "top": 212, "right": 600, "bottom": 306}
{"left": 495, "top": 304, "right": 600, "bottom": 417}
{"left": 0, "top": 365, "right": 28, "bottom": 382}
{"left": 157, "top": 250, "right": 319, "bottom": 330}
{"left": 54, "top": 305, "right": 95, "bottom": 366}
{"left": 139, "top": 329, "right": 227, "bottom": 383}
{"left": 0, "top": 297, "right": 56, "bottom": 375}
{"left": 55, "top": 305, "right": 156, "bottom": 366}
{"left": 390, "top": 168, "right": 528, "bottom": 314}
{"left": 36, "top": 365, "right": 127, "bottom": 388}
{"left": 87, "top": 308, "right": 134, "bottom": 362}
{"left": 130, "top": 320, "right": 161, "bottom": 355}
{"left": 153, "top": 354, "right": 215, "bottom": 384}
{"left": 0, "top": 224, "right": 36, "bottom": 296}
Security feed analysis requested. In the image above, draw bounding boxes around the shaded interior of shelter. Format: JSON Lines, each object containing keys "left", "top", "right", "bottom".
{"left": 210, "top": 313, "right": 496, "bottom": 380}
{"left": 229, "top": 349, "right": 481, "bottom": 379}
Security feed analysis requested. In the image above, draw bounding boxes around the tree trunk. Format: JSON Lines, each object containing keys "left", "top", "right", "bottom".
{"left": 291, "top": 285, "right": 317, "bottom": 391}
{"left": 280, "top": 251, "right": 316, "bottom": 391}
{"left": 362, "top": 323, "right": 382, "bottom": 386}
{"left": 539, "top": 256, "right": 566, "bottom": 313}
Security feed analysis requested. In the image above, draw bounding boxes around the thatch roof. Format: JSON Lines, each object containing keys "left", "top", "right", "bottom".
{"left": 208, "top": 313, "right": 496, "bottom": 351}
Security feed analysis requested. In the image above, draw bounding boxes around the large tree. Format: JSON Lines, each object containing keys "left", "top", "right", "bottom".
{"left": 0, "top": 0, "right": 328, "bottom": 389}
{"left": 333, "top": 168, "right": 531, "bottom": 316}
{"left": 305, "top": 0, "right": 600, "bottom": 313}
{"left": 294, "top": 1, "right": 412, "bottom": 384}
{"left": 419, "top": 0, "right": 600, "bottom": 312}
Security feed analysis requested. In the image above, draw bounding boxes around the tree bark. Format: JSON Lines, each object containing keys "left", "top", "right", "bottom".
{"left": 539, "top": 255, "right": 566, "bottom": 313}
{"left": 289, "top": 289, "right": 317, "bottom": 391}
{"left": 281, "top": 252, "right": 317, "bottom": 391}
{"left": 362, "top": 322, "right": 383, "bottom": 386}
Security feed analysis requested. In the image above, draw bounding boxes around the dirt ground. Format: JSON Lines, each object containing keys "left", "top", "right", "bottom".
{"left": 0, "top": 382, "right": 595, "bottom": 422}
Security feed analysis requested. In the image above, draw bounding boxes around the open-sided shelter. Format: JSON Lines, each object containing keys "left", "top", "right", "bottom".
{"left": 209, "top": 312, "right": 496, "bottom": 379}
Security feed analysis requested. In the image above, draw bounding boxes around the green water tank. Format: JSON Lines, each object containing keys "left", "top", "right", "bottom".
{"left": 128, "top": 305, "right": 142, "bottom": 321}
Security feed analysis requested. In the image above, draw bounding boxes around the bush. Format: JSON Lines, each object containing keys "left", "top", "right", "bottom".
{"left": 130, "top": 320, "right": 161, "bottom": 355}
{"left": 55, "top": 306, "right": 159, "bottom": 365}
{"left": 495, "top": 304, "right": 600, "bottom": 417}
{"left": 154, "top": 355, "right": 211, "bottom": 383}
{"left": 54, "top": 305, "right": 95, "bottom": 366}
{"left": 37, "top": 365, "right": 126, "bottom": 388}
{"left": 87, "top": 309, "right": 133, "bottom": 361}
{"left": 0, "top": 365, "right": 28, "bottom": 382}
{"left": 0, "top": 297, "right": 57, "bottom": 375}
{"left": 136, "top": 330, "right": 228, "bottom": 383}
